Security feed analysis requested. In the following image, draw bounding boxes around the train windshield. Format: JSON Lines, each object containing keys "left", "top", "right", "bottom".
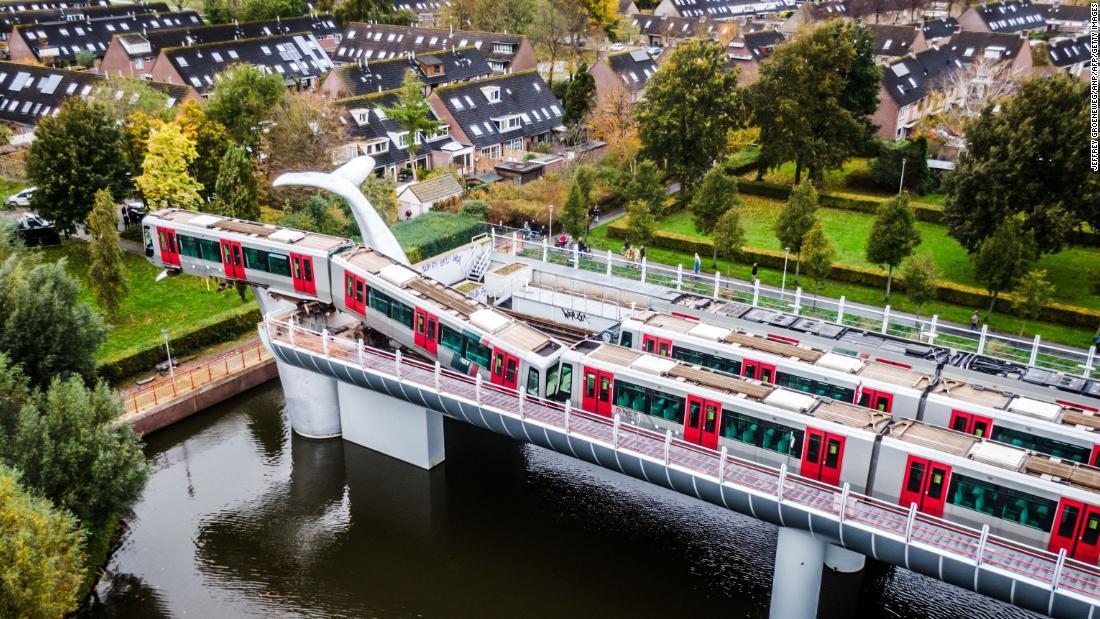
{"left": 143, "top": 226, "right": 154, "bottom": 257}
{"left": 545, "top": 362, "right": 573, "bottom": 402}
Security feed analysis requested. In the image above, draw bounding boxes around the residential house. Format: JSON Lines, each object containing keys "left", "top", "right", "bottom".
{"left": 0, "top": 1, "right": 100, "bottom": 11}
{"left": 1045, "top": 34, "right": 1090, "bottom": 79}
{"left": 1035, "top": 3, "right": 1092, "bottom": 34}
{"left": 99, "top": 14, "right": 340, "bottom": 79}
{"left": 0, "top": 61, "right": 193, "bottom": 134}
{"left": 396, "top": 173, "right": 463, "bottom": 220}
{"left": 393, "top": 0, "right": 445, "bottom": 26}
{"left": 428, "top": 70, "right": 562, "bottom": 167}
{"left": 319, "top": 47, "right": 491, "bottom": 99}
{"left": 150, "top": 33, "right": 333, "bottom": 98}
{"left": 7, "top": 10, "right": 201, "bottom": 65}
{"left": 333, "top": 23, "right": 536, "bottom": 75}
{"left": 779, "top": 1, "right": 850, "bottom": 35}
{"left": 726, "top": 28, "right": 783, "bottom": 84}
{"left": 654, "top": 0, "right": 797, "bottom": 21}
{"left": 630, "top": 15, "right": 727, "bottom": 47}
{"left": 873, "top": 46, "right": 964, "bottom": 139}
{"left": 945, "top": 30, "right": 1032, "bottom": 76}
{"left": 1, "top": 2, "right": 164, "bottom": 42}
{"left": 921, "top": 17, "right": 959, "bottom": 44}
{"left": 589, "top": 50, "right": 657, "bottom": 107}
{"left": 866, "top": 24, "right": 927, "bottom": 64}
{"left": 619, "top": 0, "right": 640, "bottom": 16}
{"left": 335, "top": 89, "right": 462, "bottom": 178}
{"left": 957, "top": 0, "right": 1046, "bottom": 33}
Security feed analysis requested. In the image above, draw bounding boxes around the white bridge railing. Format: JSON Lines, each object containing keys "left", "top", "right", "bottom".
{"left": 265, "top": 315, "right": 1100, "bottom": 609}
{"left": 491, "top": 229, "right": 1098, "bottom": 381}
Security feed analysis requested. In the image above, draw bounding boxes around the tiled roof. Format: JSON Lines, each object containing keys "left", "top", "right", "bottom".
{"left": 162, "top": 33, "right": 333, "bottom": 95}
{"left": 329, "top": 46, "right": 491, "bottom": 97}
{"left": 334, "top": 23, "right": 525, "bottom": 68}
{"left": 630, "top": 15, "right": 715, "bottom": 37}
{"left": 338, "top": 90, "right": 445, "bottom": 169}
{"left": 605, "top": 50, "right": 658, "bottom": 94}
{"left": 120, "top": 14, "right": 339, "bottom": 60}
{"left": 806, "top": 0, "right": 850, "bottom": 19}
{"left": 973, "top": 0, "right": 1045, "bottom": 32}
{"left": 664, "top": 0, "right": 796, "bottom": 19}
{"left": 882, "top": 46, "right": 962, "bottom": 107}
{"left": 742, "top": 29, "right": 783, "bottom": 60}
{"left": 0, "top": 1, "right": 99, "bottom": 12}
{"left": 0, "top": 2, "right": 162, "bottom": 35}
{"left": 1035, "top": 2, "right": 1090, "bottom": 23}
{"left": 921, "top": 17, "right": 958, "bottom": 40}
{"left": 0, "top": 60, "right": 186, "bottom": 126}
{"left": 867, "top": 24, "right": 919, "bottom": 57}
{"left": 434, "top": 70, "right": 561, "bottom": 149}
{"left": 946, "top": 30, "right": 1024, "bottom": 63}
{"left": 1047, "top": 35, "right": 1089, "bottom": 66}
{"left": 13, "top": 10, "right": 201, "bottom": 62}
{"left": 392, "top": 0, "right": 443, "bottom": 14}
{"left": 402, "top": 173, "right": 462, "bottom": 203}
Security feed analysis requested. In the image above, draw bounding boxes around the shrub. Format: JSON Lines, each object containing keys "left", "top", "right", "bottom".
{"left": 459, "top": 200, "right": 491, "bottom": 220}
{"left": 392, "top": 212, "right": 485, "bottom": 264}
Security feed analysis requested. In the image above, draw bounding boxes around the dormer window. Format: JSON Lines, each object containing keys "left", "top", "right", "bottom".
{"left": 493, "top": 114, "right": 521, "bottom": 131}
{"left": 493, "top": 42, "right": 514, "bottom": 54}
{"left": 481, "top": 85, "right": 501, "bottom": 103}
{"left": 351, "top": 108, "right": 370, "bottom": 125}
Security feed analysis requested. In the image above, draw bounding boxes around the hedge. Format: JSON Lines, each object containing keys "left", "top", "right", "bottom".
{"left": 98, "top": 304, "right": 261, "bottom": 383}
{"left": 734, "top": 180, "right": 947, "bottom": 223}
{"left": 392, "top": 212, "right": 486, "bottom": 263}
{"left": 607, "top": 220, "right": 1100, "bottom": 328}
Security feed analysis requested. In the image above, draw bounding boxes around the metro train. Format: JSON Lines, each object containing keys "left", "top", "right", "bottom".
{"left": 618, "top": 311, "right": 1100, "bottom": 467}
{"left": 143, "top": 209, "right": 1100, "bottom": 564}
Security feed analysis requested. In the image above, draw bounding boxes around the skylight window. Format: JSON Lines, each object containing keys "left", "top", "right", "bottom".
{"left": 470, "top": 124, "right": 483, "bottom": 136}
{"left": 212, "top": 51, "right": 223, "bottom": 62}
{"left": 177, "top": 56, "right": 188, "bottom": 67}
{"left": 228, "top": 50, "right": 238, "bottom": 59}
{"left": 261, "top": 45, "right": 272, "bottom": 55}
{"left": 464, "top": 95, "right": 475, "bottom": 107}
{"left": 450, "top": 97, "right": 464, "bottom": 110}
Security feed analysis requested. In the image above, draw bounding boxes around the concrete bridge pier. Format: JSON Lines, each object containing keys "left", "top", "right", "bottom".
{"left": 825, "top": 544, "right": 866, "bottom": 573}
{"left": 769, "top": 527, "right": 825, "bottom": 619}
{"left": 337, "top": 381, "right": 445, "bottom": 470}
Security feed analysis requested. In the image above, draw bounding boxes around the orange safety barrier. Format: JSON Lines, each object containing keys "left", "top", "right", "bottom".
{"left": 122, "top": 340, "right": 270, "bottom": 415}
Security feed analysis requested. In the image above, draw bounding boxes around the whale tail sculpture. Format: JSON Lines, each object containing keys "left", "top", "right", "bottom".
{"left": 273, "top": 155, "right": 410, "bottom": 265}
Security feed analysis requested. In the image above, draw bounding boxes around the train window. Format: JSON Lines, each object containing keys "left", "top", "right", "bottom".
{"left": 703, "top": 404, "right": 718, "bottom": 433}
{"left": 949, "top": 476, "right": 997, "bottom": 516}
{"left": 346, "top": 274, "right": 354, "bottom": 297}
{"left": 268, "top": 254, "right": 291, "bottom": 277}
{"left": 1001, "top": 492, "right": 1055, "bottom": 531}
{"left": 466, "top": 340, "right": 490, "bottom": 367}
{"left": 905, "top": 463, "right": 925, "bottom": 494}
{"left": 584, "top": 373, "right": 596, "bottom": 398}
{"left": 806, "top": 434, "right": 822, "bottom": 464}
{"left": 824, "top": 439, "right": 840, "bottom": 468}
{"left": 671, "top": 346, "right": 740, "bottom": 375}
{"left": 950, "top": 475, "right": 1056, "bottom": 530}
{"left": 776, "top": 373, "right": 855, "bottom": 403}
{"left": 613, "top": 380, "right": 685, "bottom": 423}
{"left": 990, "top": 427, "right": 1090, "bottom": 464}
{"left": 1082, "top": 514, "right": 1100, "bottom": 545}
{"left": 926, "top": 469, "right": 946, "bottom": 500}
{"left": 440, "top": 325, "right": 465, "bottom": 355}
{"left": 719, "top": 411, "right": 802, "bottom": 456}
{"left": 619, "top": 331, "right": 632, "bottom": 348}
{"left": 506, "top": 358, "right": 518, "bottom": 385}
{"left": 526, "top": 368, "right": 539, "bottom": 396}
{"left": 244, "top": 247, "right": 270, "bottom": 272}
{"left": 545, "top": 363, "right": 572, "bottom": 401}
{"left": 143, "top": 227, "right": 154, "bottom": 253}
{"left": 177, "top": 234, "right": 201, "bottom": 259}
{"left": 198, "top": 238, "right": 221, "bottom": 262}
{"left": 1057, "top": 505, "right": 1080, "bottom": 538}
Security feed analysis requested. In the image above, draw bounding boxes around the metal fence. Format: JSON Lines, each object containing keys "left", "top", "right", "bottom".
{"left": 492, "top": 230, "right": 1099, "bottom": 381}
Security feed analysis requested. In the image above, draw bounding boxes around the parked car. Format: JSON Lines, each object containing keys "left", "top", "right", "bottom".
{"left": 647, "top": 46, "right": 663, "bottom": 57}
{"left": 16, "top": 214, "right": 60, "bottom": 247}
{"left": 6, "top": 186, "right": 35, "bottom": 208}
{"left": 610, "top": 42, "right": 624, "bottom": 51}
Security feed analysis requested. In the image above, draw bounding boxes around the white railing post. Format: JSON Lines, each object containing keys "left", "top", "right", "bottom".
{"left": 322, "top": 328, "right": 330, "bottom": 357}
{"left": 640, "top": 257, "right": 647, "bottom": 283}
{"left": 358, "top": 338, "right": 365, "bottom": 368}
{"left": 713, "top": 271, "right": 721, "bottom": 299}
{"left": 978, "top": 324, "right": 988, "bottom": 355}
{"left": 542, "top": 237, "right": 548, "bottom": 262}
{"left": 718, "top": 446, "right": 728, "bottom": 482}
{"left": 573, "top": 244, "right": 579, "bottom": 269}
{"left": 1084, "top": 345, "right": 1096, "bottom": 378}
{"left": 751, "top": 278, "right": 760, "bottom": 307}
{"left": 394, "top": 348, "right": 402, "bottom": 379}
{"left": 613, "top": 413, "right": 620, "bottom": 448}
{"left": 434, "top": 361, "right": 441, "bottom": 392}
{"left": 1052, "top": 548, "right": 1068, "bottom": 590}
{"left": 881, "top": 305, "right": 891, "bottom": 335}
{"left": 929, "top": 314, "right": 938, "bottom": 343}
{"left": 511, "top": 232, "right": 519, "bottom": 256}
{"left": 519, "top": 390, "right": 526, "bottom": 419}
{"left": 836, "top": 296, "right": 846, "bottom": 325}
{"left": 975, "top": 524, "right": 990, "bottom": 566}
{"left": 664, "top": 429, "right": 672, "bottom": 465}
{"left": 606, "top": 250, "right": 613, "bottom": 276}
{"left": 793, "top": 287, "right": 802, "bottom": 315}
{"left": 288, "top": 319, "right": 296, "bottom": 346}
{"left": 904, "top": 502, "right": 917, "bottom": 542}
{"left": 1029, "top": 334, "right": 1041, "bottom": 367}
{"left": 676, "top": 263, "right": 683, "bottom": 291}
{"left": 475, "top": 373, "right": 483, "bottom": 405}
{"left": 838, "top": 483, "right": 850, "bottom": 523}
{"left": 776, "top": 463, "right": 787, "bottom": 502}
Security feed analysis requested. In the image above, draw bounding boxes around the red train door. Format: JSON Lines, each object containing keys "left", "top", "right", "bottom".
{"left": 156, "top": 227, "right": 180, "bottom": 266}
{"left": 684, "top": 396, "right": 722, "bottom": 449}
{"left": 1049, "top": 498, "right": 1100, "bottom": 564}
{"left": 220, "top": 240, "right": 245, "bottom": 280}
{"left": 414, "top": 308, "right": 438, "bottom": 355}
{"left": 581, "top": 366, "right": 613, "bottom": 417}
{"left": 742, "top": 359, "right": 777, "bottom": 383}
{"left": 289, "top": 253, "right": 317, "bottom": 295}
{"left": 859, "top": 388, "right": 894, "bottom": 413}
{"left": 949, "top": 410, "right": 994, "bottom": 439}
{"left": 898, "top": 455, "right": 951, "bottom": 517}
{"left": 642, "top": 335, "right": 672, "bottom": 357}
{"left": 1091, "top": 446, "right": 1100, "bottom": 468}
{"left": 344, "top": 272, "right": 366, "bottom": 314}
{"left": 801, "top": 428, "right": 846, "bottom": 486}
{"left": 490, "top": 348, "right": 520, "bottom": 390}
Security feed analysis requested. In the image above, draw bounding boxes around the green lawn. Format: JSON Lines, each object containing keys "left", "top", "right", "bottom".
{"left": 656, "top": 197, "right": 1100, "bottom": 311}
{"left": 734, "top": 156, "right": 946, "bottom": 206}
{"left": 40, "top": 240, "right": 254, "bottom": 361}
{"left": 0, "top": 178, "right": 26, "bottom": 204}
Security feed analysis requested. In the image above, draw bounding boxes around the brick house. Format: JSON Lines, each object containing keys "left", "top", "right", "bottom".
{"left": 7, "top": 9, "right": 201, "bottom": 65}
{"left": 319, "top": 46, "right": 491, "bottom": 100}
{"left": 332, "top": 23, "right": 536, "bottom": 75}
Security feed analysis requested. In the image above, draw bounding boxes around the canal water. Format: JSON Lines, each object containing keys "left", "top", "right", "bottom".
{"left": 84, "top": 381, "right": 1037, "bottom": 618}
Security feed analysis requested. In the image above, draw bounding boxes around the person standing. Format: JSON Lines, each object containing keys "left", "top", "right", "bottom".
{"left": 640, "top": 245, "right": 646, "bottom": 261}
{"left": 693, "top": 252, "right": 701, "bottom": 274}
{"left": 970, "top": 311, "right": 980, "bottom": 330}
{"left": 751, "top": 262, "right": 759, "bottom": 281}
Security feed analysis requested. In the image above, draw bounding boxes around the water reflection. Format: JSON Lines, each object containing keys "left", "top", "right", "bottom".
{"left": 85, "top": 382, "right": 1037, "bottom": 618}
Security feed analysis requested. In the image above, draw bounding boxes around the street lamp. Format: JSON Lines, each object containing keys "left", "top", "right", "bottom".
{"left": 548, "top": 204, "right": 554, "bottom": 239}
{"left": 781, "top": 246, "right": 790, "bottom": 295}
{"left": 162, "top": 328, "right": 175, "bottom": 378}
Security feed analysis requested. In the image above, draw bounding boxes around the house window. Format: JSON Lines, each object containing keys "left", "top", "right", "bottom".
{"left": 506, "top": 137, "right": 522, "bottom": 150}
{"left": 493, "top": 42, "right": 514, "bottom": 54}
{"left": 480, "top": 144, "right": 501, "bottom": 159}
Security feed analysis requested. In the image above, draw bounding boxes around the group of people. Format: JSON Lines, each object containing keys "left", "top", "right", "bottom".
{"left": 120, "top": 203, "right": 141, "bottom": 229}
{"left": 621, "top": 240, "right": 646, "bottom": 262}
{"left": 521, "top": 220, "right": 546, "bottom": 241}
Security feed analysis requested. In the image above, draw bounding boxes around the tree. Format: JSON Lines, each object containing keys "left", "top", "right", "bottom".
{"left": 88, "top": 77, "right": 171, "bottom": 122}
{"left": 74, "top": 49, "right": 95, "bottom": 69}
{"left": 383, "top": 72, "right": 439, "bottom": 182}
{"left": 559, "top": 167, "right": 593, "bottom": 240}
{"left": 562, "top": 64, "right": 596, "bottom": 129}
{"left": 751, "top": 21, "right": 881, "bottom": 183}
{"left": 590, "top": 83, "right": 639, "bottom": 161}
{"left": 865, "top": 191, "right": 921, "bottom": 301}
{"left": 624, "top": 199, "right": 656, "bottom": 247}
{"left": 974, "top": 218, "right": 1037, "bottom": 318}
{"left": 529, "top": 0, "right": 588, "bottom": 90}
{"left": 361, "top": 175, "right": 398, "bottom": 227}
{"left": 901, "top": 253, "right": 940, "bottom": 317}
{"left": 0, "top": 354, "right": 31, "bottom": 440}
{"left": 801, "top": 222, "right": 835, "bottom": 293}
{"left": 332, "top": 0, "right": 392, "bottom": 26}
{"left": 213, "top": 145, "right": 259, "bottom": 221}
{"left": 919, "top": 55, "right": 1021, "bottom": 139}
{"left": 205, "top": 64, "right": 286, "bottom": 147}
{"left": 1013, "top": 269, "right": 1055, "bottom": 336}
{"left": 460, "top": 200, "right": 491, "bottom": 220}
{"left": 870, "top": 137, "right": 932, "bottom": 195}
{"left": 26, "top": 97, "right": 128, "bottom": 235}
{"left": 120, "top": 111, "right": 158, "bottom": 185}
{"left": 279, "top": 195, "right": 356, "bottom": 238}
{"left": 691, "top": 166, "right": 739, "bottom": 266}
{"left": 635, "top": 40, "right": 743, "bottom": 190}
{"left": 0, "top": 257, "right": 106, "bottom": 387}
{"left": 175, "top": 101, "right": 232, "bottom": 201}
{"left": 773, "top": 178, "right": 819, "bottom": 283}
{"left": 623, "top": 159, "right": 665, "bottom": 217}
{"left": 712, "top": 207, "right": 746, "bottom": 269}
{"left": 87, "top": 189, "right": 129, "bottom": 318}
{"left": 135, "top": 121, "right": 203, "bottom": 211}
{"left": 239, "top": 0, "right": 307, "bottom": 20}
{"left": 0, "top": 465, "right": 86, "bottom": 619}
{"left": 8, "top": 377, "right": 148, "bottom": 530}
{"left": 944, "top": 74, "right": 1099, "bottom": 255}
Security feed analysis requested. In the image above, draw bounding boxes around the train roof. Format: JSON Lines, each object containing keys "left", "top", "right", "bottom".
{"left": 888, "top": 420, "right": 1100, "bottom": 493}
{"left": 935, "top": 377, "right": 1100, "bottom": 433}
{"left": 575, "top": 341, "right": 887, "bottom": 432}
{"left": 338, "top": 246, "right": 559, "bottom": 356}
{"left": 150, "top": 209, "right": 352, "bottom": 252}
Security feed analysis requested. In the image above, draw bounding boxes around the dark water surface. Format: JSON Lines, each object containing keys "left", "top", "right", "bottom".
{"left": 84, "top": 381, "right": 1036, "bottom": 618}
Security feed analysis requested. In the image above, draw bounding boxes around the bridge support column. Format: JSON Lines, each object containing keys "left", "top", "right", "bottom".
{"left": 337, "top": 381, "right": 444, "bottom": 470}
{"left": 824, "top": 544, "right": 866, "bottom": 573}
{"left": 769, "top": 527, "right": 825, "bottom": 619}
